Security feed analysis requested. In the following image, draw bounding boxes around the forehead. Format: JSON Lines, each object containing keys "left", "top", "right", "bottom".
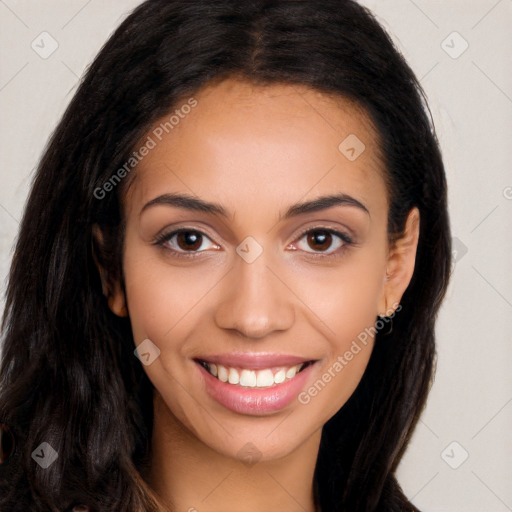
{"left": 123, "top": 78, "right": 386, "bottom": 218}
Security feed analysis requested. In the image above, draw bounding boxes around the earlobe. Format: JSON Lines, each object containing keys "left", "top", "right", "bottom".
{"left": 91, "top": 224, "right": 129, "bottom": 318}
{"left": 378, "top": 207, "right": 420, "bottom": 316}
{"left": 108, "top": 293, "right": 129, "bottom": 318}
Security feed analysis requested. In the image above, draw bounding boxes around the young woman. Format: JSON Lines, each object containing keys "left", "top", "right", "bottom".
{"left": 0, "top": 1, "right": 451, "bottom": 511}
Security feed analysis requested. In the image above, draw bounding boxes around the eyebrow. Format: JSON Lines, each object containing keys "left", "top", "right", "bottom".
{"left": 140, "top": 192, "right": 369, "bottom": 219}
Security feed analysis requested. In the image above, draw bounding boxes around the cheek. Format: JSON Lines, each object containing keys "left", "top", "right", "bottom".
{"left": 291, "top": 252, "right": 385, "bottom": 415}
{"left": 293, "top": 251, "right": 386, "bottom": 343}
{"left": 122, "top": 249, "right": 222, "bottom": 344}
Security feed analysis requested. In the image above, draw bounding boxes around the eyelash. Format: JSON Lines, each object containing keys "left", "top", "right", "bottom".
{"left": 153, "top": 227, "right": 354, "bottom": 260}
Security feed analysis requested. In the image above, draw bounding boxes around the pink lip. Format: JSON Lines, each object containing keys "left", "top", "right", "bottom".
{"left": 196, "top": 352, "right": 312, "bottom": 370}
{"left": 195, "top": 359, "right": 317, "bottom": 415}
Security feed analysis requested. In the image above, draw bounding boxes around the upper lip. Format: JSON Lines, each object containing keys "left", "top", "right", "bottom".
{"left": 194, "top": 352, "right": 316, "bottom": 369}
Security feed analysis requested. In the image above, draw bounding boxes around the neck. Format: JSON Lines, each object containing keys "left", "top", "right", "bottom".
{"left": 144, "top": 390, "right": 321, "bottom": 512}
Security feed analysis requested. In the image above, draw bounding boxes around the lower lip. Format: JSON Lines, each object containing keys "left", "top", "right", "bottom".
{"left": 196, "top": 361, "right": 316, "bottom": 415}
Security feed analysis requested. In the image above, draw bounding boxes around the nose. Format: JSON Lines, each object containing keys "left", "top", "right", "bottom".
{"left": 213, "top": 248, "right": 295, "bottom": 339}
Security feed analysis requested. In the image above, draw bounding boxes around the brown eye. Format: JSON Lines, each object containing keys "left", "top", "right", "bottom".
{"left": 176, "top": 231, "right": 203, "bottom": 251}
{"left": 295, "top": 228, "right": 352, "bottom": 256}
{"left": 306, "top": 230, "right": 333, "bottom": 252}
{"left": 155, "top": 228, "right": 219, "bottom": 256}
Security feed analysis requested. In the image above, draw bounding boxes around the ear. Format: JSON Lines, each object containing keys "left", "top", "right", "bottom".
{"left": 377, "top": 207, "right": 420, "bottom": 316}
{"left": 91, "top": 224, "right": 128, "bottom": 318}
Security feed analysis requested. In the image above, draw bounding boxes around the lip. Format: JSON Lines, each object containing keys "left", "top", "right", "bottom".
{"left": 195, "top": 357, "right": 317, "bottom": 415}
{"left": 195, "top": 352, "right": 312, "bottom": 370}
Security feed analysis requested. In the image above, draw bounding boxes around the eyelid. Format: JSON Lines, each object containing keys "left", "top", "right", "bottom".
{"left": 291, "top": 224, "right": 354, "bottom": 244}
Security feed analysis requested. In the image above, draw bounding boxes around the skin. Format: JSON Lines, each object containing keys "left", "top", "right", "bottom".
{"left": 94, "top": 77, "right": 419, "bottom": 512}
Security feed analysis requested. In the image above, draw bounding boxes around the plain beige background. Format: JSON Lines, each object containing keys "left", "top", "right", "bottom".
{"left": 1, "top": 1, "right": 511, "bottom": 510}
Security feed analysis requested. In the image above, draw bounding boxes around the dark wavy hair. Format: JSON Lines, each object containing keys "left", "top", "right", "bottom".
{"left": 0, "top": 1, "right": 451, "bottom": 511}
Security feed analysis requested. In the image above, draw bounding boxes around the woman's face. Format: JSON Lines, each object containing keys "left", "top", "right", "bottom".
{"left": 108, "top": 78, "right": 417, "bottom": 463}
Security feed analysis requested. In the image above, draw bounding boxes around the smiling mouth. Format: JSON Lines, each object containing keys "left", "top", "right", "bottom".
{"left": 195, "top": 359, "right": 315, "bottom": 388}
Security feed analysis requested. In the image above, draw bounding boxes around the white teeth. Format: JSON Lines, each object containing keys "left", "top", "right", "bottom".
{"left": 217, "top": 365, "right": 228, "bottom": 382}
{"left": 204, "top": 362, "right": 308, "bottom": 388}
{"left": 239, "top": 369, "right": 257, "bottom": 387}
{"left": 274, "top": 369, "right": 286, "bottom": 384}
{"left": 228, "top": 367, "right": 240, "bottom": 384}
{"left": 256, "top": 369, "right": 274, "bottom": 387}
{"left": 286, "top": 366, "right": 298, "bottom": 379}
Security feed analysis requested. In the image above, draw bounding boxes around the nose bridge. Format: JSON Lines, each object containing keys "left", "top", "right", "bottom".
{"left": 214, "top": 240, "right": 295, "bottom": 338}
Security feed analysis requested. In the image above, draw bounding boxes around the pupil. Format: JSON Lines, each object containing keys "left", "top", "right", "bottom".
{"left": 178, "top": 231, "right": 201, "bottom": 251}
{"left": 308, "top": 231, "right": 331, "bottom": 251}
